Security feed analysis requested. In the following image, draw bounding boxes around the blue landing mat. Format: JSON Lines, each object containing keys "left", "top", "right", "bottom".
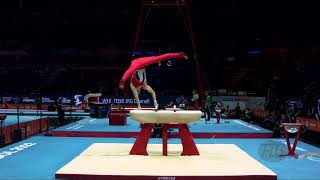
{"left": 52, "top": 117, "right": 271, "bottom": 133}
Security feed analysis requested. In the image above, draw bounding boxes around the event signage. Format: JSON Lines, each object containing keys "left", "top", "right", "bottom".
{"left": 100, "top": 97, "right": 151, "bottom": 105}
{"left": 1, "top": 95, "right": 180, "bottom": 106}
{"left": 22, "top": 97, "right": 35, "bottom": 103}
{"left": 59, "top": 97, "right": 72, "bottom": 104}
{"left": 1, "top": 96, "right": 72, "bottom": 105}
{"left": 73, "top": 95, "right": 182, "bottom": 106}
{"left": 0, "top": 143, "right": 37, "bottom": 160}
{"left": 1, "top": 95, "right": 266, "bottom": 109}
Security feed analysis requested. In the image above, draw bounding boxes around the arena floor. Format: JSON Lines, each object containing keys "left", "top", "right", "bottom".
{"left": 1, "top": 115, "right": 45, "bottom": 127}
{"left": 52, "top": 117, "right": 273, "bottom": 138}
{"left": 0, "top": 136, "right": 319, "bottom": 180}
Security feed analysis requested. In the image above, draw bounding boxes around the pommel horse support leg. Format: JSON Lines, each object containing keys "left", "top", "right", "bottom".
{"left": 162, "top": 124, "right": 168, "bottom": 156}
{"left": 129, "top": 123, "right": 153, "bottom": 155}
{"left": 178, "top": 124, "right": 200, "bottom": 156}
{"left": 130, "top": 123, "right": 199, "bottom": 156}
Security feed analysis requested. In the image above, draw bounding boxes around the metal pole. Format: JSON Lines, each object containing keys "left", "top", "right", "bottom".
{"left": 184, "top": 0, "right": 205, "bottom": 108}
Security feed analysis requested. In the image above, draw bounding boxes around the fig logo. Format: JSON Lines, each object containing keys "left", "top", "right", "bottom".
{"left": 74, "top": 95, "right": 82, "bottom": 105}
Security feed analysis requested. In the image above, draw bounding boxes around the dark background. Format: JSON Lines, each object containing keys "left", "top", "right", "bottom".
{"left": 0, "top": 0, "right": 319, "bottom": 99}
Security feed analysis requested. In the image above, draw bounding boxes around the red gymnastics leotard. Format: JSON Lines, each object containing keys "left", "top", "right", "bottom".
{"left": 119, "top": 52, "right": 188, "bottom": 89}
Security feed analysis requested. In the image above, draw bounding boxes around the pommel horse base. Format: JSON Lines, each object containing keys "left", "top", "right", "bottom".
{"left": 130, "top": 123, "right": 199, "bottom": 156}
{"left": 129, "top": 110, "right": 202, "bottom": 156}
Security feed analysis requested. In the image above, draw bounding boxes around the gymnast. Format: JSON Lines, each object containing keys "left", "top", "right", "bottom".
{"left": 119, "top": 52, "right": 188, "bottom": 109}
{"left": 130, "top": 68, "right": 158, "bottom": 109}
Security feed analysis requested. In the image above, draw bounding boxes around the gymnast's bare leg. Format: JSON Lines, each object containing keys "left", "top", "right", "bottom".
{"left": 130, "top": 82, "right": 142, "bottom": 109}
{"left": 142, "top": 84, "right": 158, "bottom": 108}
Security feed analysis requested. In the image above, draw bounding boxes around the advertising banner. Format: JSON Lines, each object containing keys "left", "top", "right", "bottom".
{"left": 212, "top": 96, "right": 265, "bottom": 110}
{"left": 1, "top": 95, "right": 186, "bottom": 107}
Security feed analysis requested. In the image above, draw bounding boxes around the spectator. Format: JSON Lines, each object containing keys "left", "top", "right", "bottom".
{"left": 224, "top": 105, "right": 230, "bottom": 116}
{"left": 14, "top": 97, "right": 20, "bottom": 109}
{"left": 191, "top": 90, "right": 199, "bottom": 110}
{"left": 2, "top": 100, "right": 8, "bottom": 109}
{"left": 215, "top": 102, "right": 222, "bottom": 123}
{"left": 35, "top": 96, "right": 42, "bottom": 116}
{"left": 235, "top": 102, "right": 241, "bottom": 118}
{"left": 241, "top": 108, "right": 253, "bottom": 123}
{"left": 281, "top": 113, "right": 289, "bottom": 123}
{"left": 57, "top": 103, "right": 65, "bottom": 127}
{"left": 205, "top": 91, "right": 212, "bottom": 123}
{"left": 286, "top": 105, "right": 294, "bottom": 123}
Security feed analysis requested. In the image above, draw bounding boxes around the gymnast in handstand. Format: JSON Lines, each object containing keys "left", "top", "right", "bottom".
{"left": 130, "top": 68, "right": 158, "bottom": 109}
{"left": 119, "top": 52, "right": 188, "bottom": 109}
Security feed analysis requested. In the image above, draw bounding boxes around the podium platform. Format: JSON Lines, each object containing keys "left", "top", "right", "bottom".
{"left": 56, "top": 143, "right": 277, "bottom": 180}
{"left": 109, "top": 112, "right": 127, "bottom": 126}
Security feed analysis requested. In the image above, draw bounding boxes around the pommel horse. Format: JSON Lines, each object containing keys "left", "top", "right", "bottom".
{"left": 129, "top": 109, "right": 201, "bottom": 156}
